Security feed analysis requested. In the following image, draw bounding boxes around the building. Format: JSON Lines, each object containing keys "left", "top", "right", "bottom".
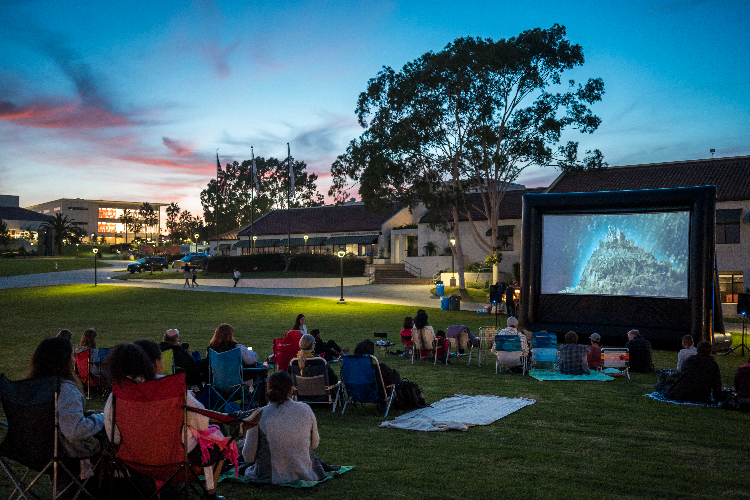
{"left": 25, "top": 198, "right": 167, "bottom": 244}
{"left": 0, "top": 195, "right": 53, "bottom": 252}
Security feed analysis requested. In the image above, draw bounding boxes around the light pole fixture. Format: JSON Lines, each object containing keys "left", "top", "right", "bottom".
{"left": 194, "top": 233, "right": 200, "bottom": 254}
{"left": 449, "top": 237, "right": 456, "bottom": 288}
{"left": 304, "top": 234, "right": 308, "bottom": 253}
{"left": 337, "top": 249, "right": 346, "bottom": 304}
{"left": 92, "top": 246, "right": 99, "bottom": 286}
{"left": 252, "top": 235, "right": 257, "bottom": 255}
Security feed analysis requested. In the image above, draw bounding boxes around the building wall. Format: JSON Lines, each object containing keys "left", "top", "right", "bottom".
{"left": 715, "top": 200, "right": 749, "bottom": 310}
{"left": 381, "top": 205, "right": 422, "bottom": 259}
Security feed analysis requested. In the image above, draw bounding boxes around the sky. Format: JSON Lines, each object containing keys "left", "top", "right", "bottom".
{"left": 1, "top": 0, "right": 748, "bottom": 221}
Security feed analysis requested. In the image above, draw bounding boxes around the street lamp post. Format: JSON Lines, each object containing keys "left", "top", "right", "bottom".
{"left": 194, "top": 233, "right": 200, "bottom": 254}
{"left": 304, "top": 234, "right": 308, "bottom": 254}
{"left": 449, "top": 237, "right": 456, "bottom": 288}
{"left": 92, "top": 246, "right": 99, "bottom": 286}
{"left": 337, "top": 249, "right": 346, "bottom": 304}
{"left": 252, "top": 235, "right": 257, "bottom": 255}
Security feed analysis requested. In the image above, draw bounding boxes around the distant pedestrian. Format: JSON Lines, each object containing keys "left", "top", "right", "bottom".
{"left": 191, "top": 267, "right": 199, "bottom": 287}
{"left": 233, "top": 269, "right": 241, "bottom": 287}
{"left": 505, "top": 284, "right": 515, "bottom": 317}
{"left": 183, "top": 264, "right": 192, "bottom": 288}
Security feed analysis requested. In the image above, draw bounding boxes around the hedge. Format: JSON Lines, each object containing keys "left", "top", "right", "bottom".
{"left": 207, "top": 253, "right": 367, "bottom": 276}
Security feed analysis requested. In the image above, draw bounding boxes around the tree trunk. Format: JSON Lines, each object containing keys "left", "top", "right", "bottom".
{"left": 493, "top": 263, "right": 499, "bottom": 285}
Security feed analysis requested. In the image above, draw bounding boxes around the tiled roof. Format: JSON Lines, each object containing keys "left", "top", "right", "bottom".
{"left": 210, "top": 228, "right": 240, "bottom": 241}
{"left": 547, "top": 156, "right": 750, "bottom": 201}
{"left": 0, "top": 206, "right": 54, "bottom": 223}
{"left": 419, "top": 188, "right": 546, "bottom": 224}
{"left": 237, "top": 204, "right": 401, "bottom": 237}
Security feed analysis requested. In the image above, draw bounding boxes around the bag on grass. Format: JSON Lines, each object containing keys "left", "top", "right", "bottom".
{"left": 391, "top": 379, "right": 427, "bottom": 410}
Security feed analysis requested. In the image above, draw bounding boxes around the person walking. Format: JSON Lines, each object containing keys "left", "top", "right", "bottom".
{"left": 233, "top": 268, "right": 241, "bottom": 287}
{"left": 191, "top": 266, "right": 199, "bottom": 288}
{"left": 183, "top": 264, "right": 192, "bottom": 288}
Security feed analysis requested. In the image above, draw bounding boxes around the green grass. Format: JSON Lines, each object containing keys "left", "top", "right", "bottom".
{"left": 2, "top": 285, "right": 750, "bottom": 499}
{"left": 0, "top": 257, "right": 112, "bottom": 277}
{"left": 111, "top": 270, "right": 342, "bottom": 280}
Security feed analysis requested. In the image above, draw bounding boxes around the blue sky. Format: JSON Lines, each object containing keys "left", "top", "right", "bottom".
{"left": 1, "top": 0, "right": 748, "bottom": 219}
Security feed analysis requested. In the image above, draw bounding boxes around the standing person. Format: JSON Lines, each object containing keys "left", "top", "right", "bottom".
{"left": 233, "top": 268, "right": 241, "bottom": 287}
{"left": 505, "top": 283, "right": 516, "bottom": 317}
{"left": 676, "top": 335, "right": 697, "bottom": 372}
{"left": 625, "top": 329, "right": 655, "bottom": 373}
{"left": 191, "top": 267, "right": 199, "bottom": 287}
{"left": 183, "top": 264, "right": 192, "bottom": 288}
{"left": 558, "top": 331, "right": 590, "bottom": 375}
{"left": 587, "top": 333, "right": 602, "bottom": 370}
{"left": 74, "top": 329, "right": 101, "bottom": 377}
{"left": 293, "top": 314, "right": 307, "bottom": 336}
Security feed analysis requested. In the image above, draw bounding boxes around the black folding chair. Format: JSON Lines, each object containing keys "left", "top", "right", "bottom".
{"left": 373, "top": 332, "right": 394, "bottom": 356}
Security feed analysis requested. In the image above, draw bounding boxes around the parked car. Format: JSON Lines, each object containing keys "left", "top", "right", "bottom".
{"left": 180, "top": 253, "right": 210, "bottom": 263}
{"left": 127, "top": 257, "right": 168, "bottom": 273}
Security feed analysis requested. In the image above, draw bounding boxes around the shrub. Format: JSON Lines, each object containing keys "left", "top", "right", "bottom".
{"left": 466, "top": 281, "right": 486, "bottom": 289}
{"left": 464, "top": 262, "right": 480, "bottom": 273}
{"left": 208, "top": 253, "right": 366, "bottom": 276}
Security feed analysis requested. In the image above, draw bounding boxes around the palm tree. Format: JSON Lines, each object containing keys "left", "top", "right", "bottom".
{"left": 120, "top": 209, "right": 135, "bottom": 244}
{"left": 139, "top": 202, "right": 158, "bottom": 241}
{"left": 422, "top": 241, "right": 438, "bottom": 256}
{"left": 41, "top": 214, "right": 84, "bottom": 255}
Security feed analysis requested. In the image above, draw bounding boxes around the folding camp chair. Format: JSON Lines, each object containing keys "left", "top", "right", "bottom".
{"left": 269, "top": 338, "right": 297, "bottom": 373}
{"left": 600, "top": 348, "right": 630, "bottom": 379}
{"left": 340, "top": 355, "right": 395, "bottom": 417}
{"left": 0, "top": 374, "right": 98, "bottom": 500}
{"left": 446, "top": 326, "right": 478, "bottom": 366}
{"left": 531, "top": 332, "right": 559, "bottom": 370}
{"left": 373, "top": 332, "right": 394, "bottom": 355}
{"left": 479, "top": 326, "right": 499, "bottom": 366}
{"left": 207, "top": 348, "right": 253, "bottom": 412}
{"left": 492, "top": 335, "right": 528, "bottom": 375}
{"left": 108, "top": 373, "right": 217, "bottom": 500}
{"left": 399, "top": 330, "right": 414, "bottom": 358}
{"left": 288, "top": 357, "right": 342, "bottom": 413}
{"left": 411, "top": 327, "right": 439, "bottom": 364}
{"left": 74, "top": 349, "right": 103, "bottom": 400}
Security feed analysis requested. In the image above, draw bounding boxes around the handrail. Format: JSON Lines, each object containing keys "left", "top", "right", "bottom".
{"left": 404, "top": 261, "right": 421, "bottom": 278}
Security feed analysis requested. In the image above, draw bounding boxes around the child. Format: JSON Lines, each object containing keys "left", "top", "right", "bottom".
{"left": 676, "top": 335, "right": 697, "bottom": 372}
{"left": 587, "top": 333, "right": 602, "bottom": 370}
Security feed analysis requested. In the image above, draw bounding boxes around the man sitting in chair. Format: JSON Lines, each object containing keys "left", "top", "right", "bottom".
{"left": 558, "top": 331, "right": 590, "bottom": 375}
{"left": 159, "top": 329, "right": 207, "bottom": 388}
{"left": 492, "top": 317, "right": 529, "bottom": 372}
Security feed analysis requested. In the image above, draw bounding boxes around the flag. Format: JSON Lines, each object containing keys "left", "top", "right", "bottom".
{"left": 251, "top": 148, "right": 258, "bottom": 194}
{"left": 216, "top": 153, "right": 227, "bottom": 197}
{"left": 288, "top": 143, "right": 295, "bottom": 197}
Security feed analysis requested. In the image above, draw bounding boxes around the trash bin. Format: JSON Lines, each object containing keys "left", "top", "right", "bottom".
{"left": 441, "top": 296, "right": 451, "bottom": 310}
{"left": 436, "top": 281, "right": 444, "bottom": 296}
{"left": 449, "top": 295, "right": 461, "bottom": 311}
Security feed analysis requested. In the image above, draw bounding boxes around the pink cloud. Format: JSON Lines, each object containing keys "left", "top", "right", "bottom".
{"left": 162, "top": 137, "right": 194, "bottom": 156}
{"left": 119, "top": 155, "right": 212, "bottom": 175}
{"left": 0, "top": 99, "right": 133, "bottom": 129}
{"left": 201, "top": 39, "right": 241, "bottom": 79}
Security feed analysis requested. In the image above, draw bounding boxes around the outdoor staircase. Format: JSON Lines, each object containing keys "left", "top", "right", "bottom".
{"left": 371, "top": 264, "right": 434, "bottom": 285}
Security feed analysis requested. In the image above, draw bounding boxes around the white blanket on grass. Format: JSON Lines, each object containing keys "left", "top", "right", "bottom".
{"left": 379, "top": 394, "right": 535, "bottom": 432}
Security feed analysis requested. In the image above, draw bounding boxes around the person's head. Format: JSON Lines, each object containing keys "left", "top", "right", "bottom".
{"left": 627, "top": 329, "right": 640, "bottom": 340}
{"left": 590, "top": 333, "right": 601, "bottom": 345}
{"left": 133, "top": 339, "right": 163, "bottom": 375}
{"left": 210, "top": 323, "right": 235, "bottom": 348}
{"left": 106, "top": 343, "right": 156, "bottom": 386}
{"left": 310, "top": 329, "right": 321, "bottom": 339}
{"left": 57, "top": 329, "right": 72, "bottom": 342}
{"left": 293, "top": 314, "right": 305, "bottom": 330}
{"left": 354, "top": 339, "right": 375, "bottom": 356}
{"left": 181, "top": 342, "right": 191, "bottom": 353}
{"left": 403, "top": 317, "right": 413, "bottom": 329}
{"left": 28, "top": 337, "right": 77, "bottom": 384}
{"left": 163, "top": 329, "right": 180, "bottom": 345}
{"left": 565, "top": 331, "right": 578, "bottom": 344}
{"left": 696, "top": 340, "right": 713, "bottom": 356}
{"left": 266, "top": 370, "right": 293, "bottom": 405}
{"left": 80, "top": 329, "right": 97, "bottom": 349}
{"left": 507, "top": 317, "right": 518, "bottom": 328}
{"left": 298, "top": 334, "right": 316, "bottom": 370}
{"left": 436, "top": 330, "right": 446, "bottom": 338}
{"left": 682, "top": 335, "right": 694, "bottom": 349}
{"left": 414, "top": 309, "right": 429, "bottom": 330}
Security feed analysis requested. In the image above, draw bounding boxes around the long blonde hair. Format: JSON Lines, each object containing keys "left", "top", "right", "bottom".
{"left": 298, "top": 334, "right": 315, "bottom": 371}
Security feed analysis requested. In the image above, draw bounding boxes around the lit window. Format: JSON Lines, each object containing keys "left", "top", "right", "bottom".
{"left": 719, "top": 273, "right": 744, "bottom": 303}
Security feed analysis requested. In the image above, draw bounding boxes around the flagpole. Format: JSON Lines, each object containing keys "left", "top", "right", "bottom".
{"left": 215, "top": 149, "right": 220, "bottom": 257}
{"left": 251, "top": 147, "right": 255, "bottom": 255}
{"left": 287, "top": 142, "right": 291, "bottom": 254}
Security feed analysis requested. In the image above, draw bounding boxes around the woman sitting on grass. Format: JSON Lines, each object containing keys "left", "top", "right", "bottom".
{"left": 74, "top": 329, "right": 101, "bottom": 377}
{"left": 311, "top": 328, "right": 346, "bottom": 361}
{"left": 242, "top": 371, "right": 339, "bottom": 484}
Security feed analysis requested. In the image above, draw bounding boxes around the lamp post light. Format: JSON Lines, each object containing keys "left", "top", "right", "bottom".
{"left": 337, "top": 249, "right": 346, "bottom": 304}
{"left": 252, "top": 235, "right": 257, "bottom": 255}
{"left": 194, "top": 233, "right": 200, "bottom": 254}
{"left": 304, "top": 234, "right": 308, "bottom": 254}
{"left": 449, "top": 237, "right": 456, "bottom": 288}
{"left": 91, "top": 233, "right": 95, "bottom": 243}
{"left": 92, "top": 246, "right": 99, "bottom": 286}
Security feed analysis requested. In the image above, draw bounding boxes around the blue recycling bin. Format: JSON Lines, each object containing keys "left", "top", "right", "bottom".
{"left": 436, "top": 282, "right": 445, "bottom": 296}
{"left": 441, "top": 296, "right": 450, "bottom": 310}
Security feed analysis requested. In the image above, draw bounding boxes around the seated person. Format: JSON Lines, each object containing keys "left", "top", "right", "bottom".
{"left": 446, "top": 325, "right": 478, "bottom": 353}
{"left": 400, "top": 317, "right": 414, "bottom": 353}
{"left": 625, "top": 329, "right": 655, "bottom": 373}
{"left": 412, "top": 309, "right": 445, "bottom": 361}
{"left": 558, "top": 331, "right": 591, "bottom": 375}
{"left": 665, "top": 341, "right": 722, "bottom": 404}
{"left": 310, "top": 329, "right": 346, "bottom": 360}
{"left": 293, "top": 314, "right": 308, "bottom": 336}
{"left": 733, "top": 354, "right": 750, "bottom": 399}
{"left": 289, "top": 334, "right": 338, "bottom": 385}
{"left": 587, "top": 333, "right": 602, "bottom": 370}
{"left": 209, "top": 323, "right": 259, "bottom": 369}
{"left": 242, "top": 371, "right": 339, "bottom": 484}
{"left": 159, "top": 328, "right": 207, "bottom": 386}
{"left": 74, "top": 329, "right": 101, "bottom": 377}
{"left": 104, "top": 343, "right": 234, "bottom": 500}
{"left": 491, "top": 317, "right": 529, "bottom": 370}
{"left": 353, "top": 339, "right": 401, "bottom": 389}
{"left": 57, "top": 329, "right": 73, "bottom": 342}
{"left": 676, "top": 335, "right": 697, "bottom": 372}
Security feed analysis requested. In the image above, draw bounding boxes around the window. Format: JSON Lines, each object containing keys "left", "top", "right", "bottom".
{"left": 486, "top": 225, "right": 514, "bottom": 251}
{"left": 716, "top": 209, "right": 741, "bottom": 244}
{"left": 67, "top": 206, "right": 88, "bottom": 211}
{"left": 719, "top": 272, "right": 744, "bottom": 303}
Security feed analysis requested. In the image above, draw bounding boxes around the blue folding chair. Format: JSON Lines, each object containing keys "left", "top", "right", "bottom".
{"left": 207, "top": 348, "right": 252, "bottom": 412}
{"left": 531, "top": 332, "right": 558, "bottom": 370}
{"left": 492, "top": 335, "right": 528, "bottom": 375}
{"left": 340, "top": 354, "right": 394, "bottom": 417}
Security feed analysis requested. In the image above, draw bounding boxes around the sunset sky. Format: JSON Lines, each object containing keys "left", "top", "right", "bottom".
{"left": 1, "top": 0, "right": 748, "bottom": 221}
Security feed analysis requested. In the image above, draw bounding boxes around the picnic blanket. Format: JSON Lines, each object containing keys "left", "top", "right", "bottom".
{"left": 379, "top": 394, "right": 535, "bottom": 432}
{"left": 644, "top": 391, "right": 717, "bottom": 408}
{"left": 529, "top": 369, "right": 613, "bottom": 381}
{"left": 234, "top": 466, "right": 354, "bottom": 488}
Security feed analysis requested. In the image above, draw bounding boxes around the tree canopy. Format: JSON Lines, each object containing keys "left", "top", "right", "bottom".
{"left": 41, "top": 213, "right": 85, "bottom": 255}
{"left": 329, "top": 25, "right": 606, "bottom": 288}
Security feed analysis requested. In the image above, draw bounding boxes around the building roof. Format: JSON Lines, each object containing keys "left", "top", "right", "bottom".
{"left": 0, "top": 206, "right": 54, "bottom": 223}
{"left": 419, "top": 187, "right": 546, "bottom": 224}
{"left": 25, "top": 198, "right": 169, "bottom": 209}
{"left": 546, "top": 156, "right": 750, "bottom": 201}
{"left": 237, "top": 203, "right": 401, "bottom": 238}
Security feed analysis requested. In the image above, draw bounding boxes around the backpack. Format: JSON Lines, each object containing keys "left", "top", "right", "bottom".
{"left": 391, "top": 379, "right": 427, "bottom": 410}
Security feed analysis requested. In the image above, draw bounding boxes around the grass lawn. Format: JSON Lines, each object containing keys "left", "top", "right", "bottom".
{"left": 0, "top": 257, "right": 112, "bottom": 277}
{"left": 111, "top": 270, "right": 342, "bottom": 280}
{"left": 1, "top": 285, "right": 749, "bottom": 499}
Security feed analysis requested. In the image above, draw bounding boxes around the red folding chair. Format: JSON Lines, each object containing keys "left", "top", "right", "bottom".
{"left": 74, "top": 349, "right": 103, "bottom": 400}
{"left": 270, "top": 338, "right": 298, "bottom": 373}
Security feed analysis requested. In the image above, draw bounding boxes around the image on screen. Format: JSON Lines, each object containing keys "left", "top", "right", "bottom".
{"left": 541, "top": 212, "right": 690, "bottom": 298}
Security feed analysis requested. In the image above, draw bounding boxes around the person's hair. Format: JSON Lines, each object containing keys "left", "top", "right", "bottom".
{"left": 80, "top": 329, "right": 97, "bottom": 349}
{"left": 414, "top": 309, "right": 428, "bottom": 330}
{"left": 403, "top": 317, "right": 413, "bottom": 329}
{"left": 696, "top": 340, "right": 712, "bottom": 356}
{"left": 682, "top": 335, "right": 694, "bottom": 348}
{"left": 293, "top": 314, "right": 305, "bottom": 330}
{"left": 181, "top": 342, "right": 191, "bottom": 353}
{"left": 565, "top": 331, "right": 578, "bottom": 344}
{"left": 163, "top": 329, "right": 180, "bottom": 344}
{"left": 354, "top": 339, "right": 375, "bottom": 356}
{"left": 28, "top": 337, "right": 79, "bottom": 389}
{"left": 628, "top": 329, "right": 640, "bottom": 338}
{"left": 107, "top": 344, "right": 156, "bottom": 386}
{"left": 436, "top": 330, "right": 446, "bottom": 338}
{"left": 209, "top": 323, "right": 237, "bottom": 351}
{"left": 133, "top": 340, "right": 162, "bottom": 365}
{"left": 57, "top": 329, "right": 72, "bottom": 341}
{"left": 266, "top": 370, "right": 293, "bottom": 405}
{"left": 507, "top": 316, "right": 518, "bottom": 327}
{"left": 298, "top": 334, "right": 315, "bottom": 371}
{"left": 310, "top": 329, "right": 321, "bottom": 338}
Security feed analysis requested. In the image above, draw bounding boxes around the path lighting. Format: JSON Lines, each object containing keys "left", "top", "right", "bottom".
{"left": 194, "top": 233, "right": 200, "bottom": 254}
{"left": 337, "top": 249, "right": 346, "bottom": 304}
{"left": 253, "top": 235, "right": 257, "bottom": 255}
{"left": 304, "top": 234, "right": 308, "bottom": 253}
{"left": 92, "top": 246, "right": 99, "bottom": 286}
